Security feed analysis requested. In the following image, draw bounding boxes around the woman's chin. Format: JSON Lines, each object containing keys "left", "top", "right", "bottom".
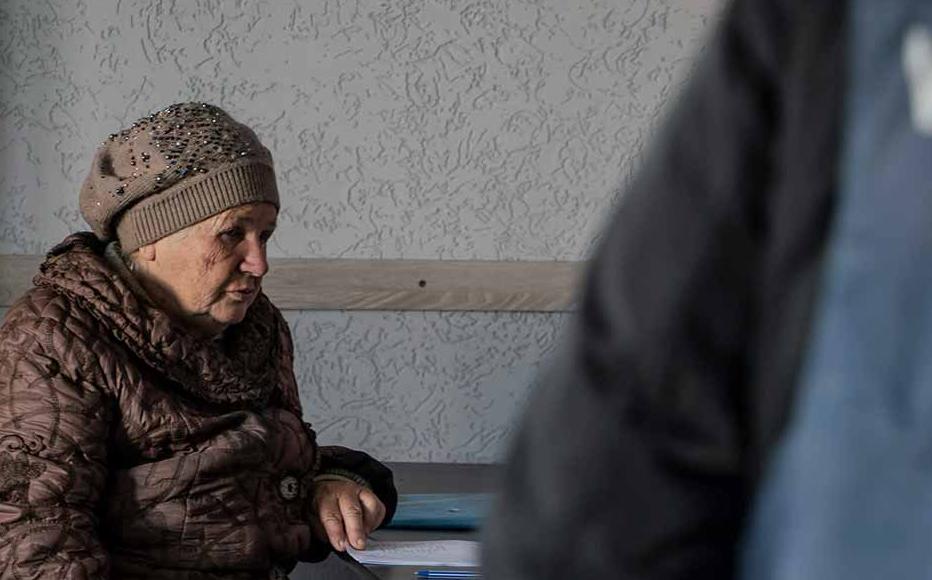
{"left": 213, "top": 300, "right": 253, "bottom": 326}
{"left": 189, "top": 294, "right": 257, "bottom": 336}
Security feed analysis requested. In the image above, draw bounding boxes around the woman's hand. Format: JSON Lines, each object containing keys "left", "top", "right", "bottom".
{"left": 311, "top": 479, "right": 387, "bottom": 551}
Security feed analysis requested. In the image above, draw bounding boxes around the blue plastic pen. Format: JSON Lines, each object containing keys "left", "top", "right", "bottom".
{"left": 414, "top": 570, "right": 480, "bottom": 579}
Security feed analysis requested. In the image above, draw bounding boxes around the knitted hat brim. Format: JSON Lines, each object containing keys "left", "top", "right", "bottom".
{"left": 116, "top": 161, "right": 279, "bottom": 253}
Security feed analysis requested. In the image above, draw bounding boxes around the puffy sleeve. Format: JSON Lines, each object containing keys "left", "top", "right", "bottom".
{"left": 0, "top": 297, "right": 112, "bottom": 578}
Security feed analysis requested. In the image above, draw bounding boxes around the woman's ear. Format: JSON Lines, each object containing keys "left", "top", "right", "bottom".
{"left": 137, "top": 243, "right": 156, "bottom": 262}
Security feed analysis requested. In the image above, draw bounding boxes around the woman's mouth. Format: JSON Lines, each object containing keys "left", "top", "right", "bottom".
{"left": 226, "top": 286, "right": 258, "bottom": 300}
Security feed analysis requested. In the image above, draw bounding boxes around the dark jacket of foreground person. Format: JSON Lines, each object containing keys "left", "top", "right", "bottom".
{"left": 0, "top": 233, "right": 396, "bottom": 578}
{"left": 484, "top": 0, "right": 845, "bottom": 578}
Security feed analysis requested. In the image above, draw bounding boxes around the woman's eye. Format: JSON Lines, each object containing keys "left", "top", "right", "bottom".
{"left": 260, "top": 230, "right": 274, "bottom": 244}
{"left": 219, "top": 228, "right": 244, "bottom": 243}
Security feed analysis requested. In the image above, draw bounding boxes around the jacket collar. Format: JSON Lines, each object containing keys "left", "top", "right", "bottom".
{"left": 35, "top": 233, "right": 292, "bottom": 407}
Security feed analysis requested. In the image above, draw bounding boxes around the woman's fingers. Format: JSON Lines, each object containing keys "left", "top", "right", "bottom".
{"left": 338, "top": 490, "right": 368, "bottom": 549}
{"left": 359, "top": 488, "right": 386, "bottom": 532}
{"left": 316, "top": 491, "right": 349, "bottom": 551}
{"left": 313, "top": 480, "right": 386, "bottom": 551}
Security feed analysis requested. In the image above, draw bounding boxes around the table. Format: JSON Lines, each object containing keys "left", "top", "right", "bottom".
{"left": 290, "top": 462, "right": 500, "bottom": 580}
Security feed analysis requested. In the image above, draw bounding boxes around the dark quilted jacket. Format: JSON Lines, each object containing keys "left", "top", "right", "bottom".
{"left": 0, "top": 233, "right": 396, "bottom": 579}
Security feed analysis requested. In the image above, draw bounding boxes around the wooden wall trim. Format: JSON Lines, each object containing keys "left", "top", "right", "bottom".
{"left": 0, "top": 254, "right": 582, "bottom": 312}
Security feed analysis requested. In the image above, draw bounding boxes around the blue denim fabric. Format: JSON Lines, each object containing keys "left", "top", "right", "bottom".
{"left": 741, "top": 2, "right": 932, "bottom": 578}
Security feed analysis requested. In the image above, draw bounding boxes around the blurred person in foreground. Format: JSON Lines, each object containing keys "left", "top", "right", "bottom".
{"left": 484, "top": 0, "right": 932, "bottom": 577}
{"left": 0, "top": 103, "right": 396, "bottom": 578}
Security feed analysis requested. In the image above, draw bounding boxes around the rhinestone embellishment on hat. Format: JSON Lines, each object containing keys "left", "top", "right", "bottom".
{"left": 103, "top": 102, "right": 260, "bottom": 198}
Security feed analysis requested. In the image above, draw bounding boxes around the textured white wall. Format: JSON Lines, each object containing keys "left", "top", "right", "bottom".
{"left": 288, "top": 310, "right": 569, "bottom": 462}
{"left": 0, "top": 0, "right": 719, "bottom": 462}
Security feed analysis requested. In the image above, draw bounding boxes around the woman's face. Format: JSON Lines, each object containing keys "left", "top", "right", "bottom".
{"left": 133, "top": 202, "right": 278, "bottom": 337}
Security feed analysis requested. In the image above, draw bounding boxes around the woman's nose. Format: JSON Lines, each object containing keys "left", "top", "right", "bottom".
{"left": 240, "top": 239, "right": 269, "bottom": 278}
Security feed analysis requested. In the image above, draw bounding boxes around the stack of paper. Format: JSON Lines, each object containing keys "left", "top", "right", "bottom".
{"left": 347, "top": 540, "right": 480, "bottom": 567}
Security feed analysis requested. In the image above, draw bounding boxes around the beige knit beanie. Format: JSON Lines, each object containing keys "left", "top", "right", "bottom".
{"left": 79, "top": 102, "right": 279, "bottom": 253}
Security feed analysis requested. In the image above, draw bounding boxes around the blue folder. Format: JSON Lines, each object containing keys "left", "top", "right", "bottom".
{"left": 385, "top": 493, "right": 493, "bottom": 530}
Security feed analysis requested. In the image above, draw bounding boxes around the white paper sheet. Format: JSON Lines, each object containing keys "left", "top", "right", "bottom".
{"left": 347, "top": 539, "right": 479, "bottom": 567}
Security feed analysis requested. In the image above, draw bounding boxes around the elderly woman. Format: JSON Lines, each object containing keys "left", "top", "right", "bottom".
{"left": 0, "top": 103, "right": 396, "bottom": 578}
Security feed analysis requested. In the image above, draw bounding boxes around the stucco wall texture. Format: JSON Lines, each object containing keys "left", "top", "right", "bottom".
{"left": 0, "top": 0, "right": 718, "bottom": 462}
